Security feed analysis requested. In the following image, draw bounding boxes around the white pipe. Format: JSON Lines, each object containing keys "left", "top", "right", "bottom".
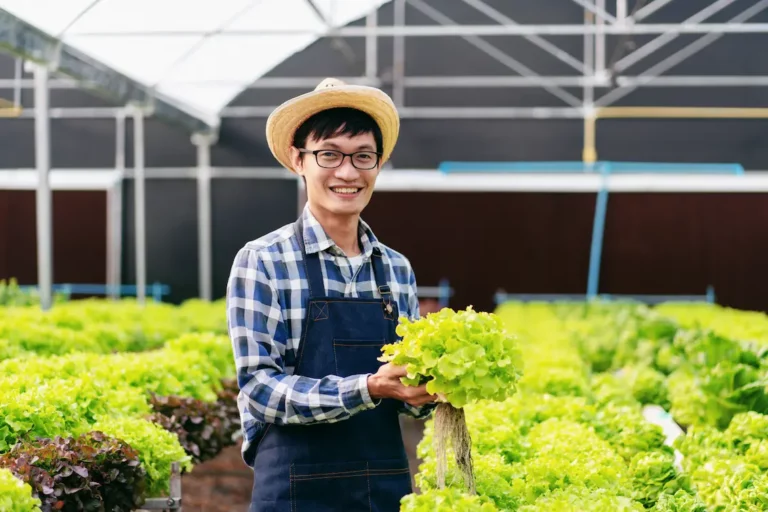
{"left": 616, "top": 0, "right": 627, "bottom": 24}
{"left": 108, "top": 112, "right": 126, "bottom": 300}
{"left": 595, "top": 0, "right": 606, "bottom": 75}
{"left": 193, "top": 133, "right": 214, "bottom": 301}
{"left": 33, "top": 64, "right": 53, "bottom": 311}
{"left": 133, "top": 108, "right": 146, "bottom": 305}
{"left": 67, "top": 23, "right": 768, "bottom": 37}
{"left": 366, "top": 7, "right": 378, "bottom": 79}
{"left": 393, "top": 0, "right": 405, "bottom": 107}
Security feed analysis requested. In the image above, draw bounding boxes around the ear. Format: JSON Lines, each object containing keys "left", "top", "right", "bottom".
{"left": 290, "top": 146, "right": 305, "bottom": 175}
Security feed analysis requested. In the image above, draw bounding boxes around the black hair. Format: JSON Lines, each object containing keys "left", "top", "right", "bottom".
{"left": 293, "top": 107, "right": 383, "bottom": 153}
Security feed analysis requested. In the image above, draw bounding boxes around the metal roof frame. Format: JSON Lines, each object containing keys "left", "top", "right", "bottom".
{"left": 0, "top": 8, "right": 216, "bottom": 133}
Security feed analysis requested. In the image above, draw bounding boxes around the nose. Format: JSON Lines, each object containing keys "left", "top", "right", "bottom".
{"left": 333, "top": 157, "right": 361, "bottom": 180}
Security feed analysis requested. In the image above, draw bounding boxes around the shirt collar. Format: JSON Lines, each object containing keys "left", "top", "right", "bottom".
{"left": 300, "top": 204, "right": 382, "bottom": 258}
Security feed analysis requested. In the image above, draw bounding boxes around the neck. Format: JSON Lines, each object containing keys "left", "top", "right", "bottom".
{"left": 310, "top": 205, "right": 361, "bottom": 256}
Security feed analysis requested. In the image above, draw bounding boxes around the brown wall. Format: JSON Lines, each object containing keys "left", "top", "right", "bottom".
{"left": 363, "top": 192, "right": 768, "bottom": 314}
{"left": 2, "top": 189, "right": 766, "bottom": 315}
{"left": 0, "top": 190, "right": 107, "bottom": 286}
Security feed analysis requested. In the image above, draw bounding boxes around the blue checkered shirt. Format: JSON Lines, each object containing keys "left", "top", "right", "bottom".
{"left": 226, "top": 205, "right": 435, "bottom": 465}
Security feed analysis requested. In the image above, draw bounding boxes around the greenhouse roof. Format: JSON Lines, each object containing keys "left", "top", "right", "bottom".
{"left": 0, "top": 0, "right": 389, "bottom": 131}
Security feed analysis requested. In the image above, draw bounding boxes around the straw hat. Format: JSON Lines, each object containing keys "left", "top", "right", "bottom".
{"left": 266, "top": 78, "right": 400, "bottom": 173}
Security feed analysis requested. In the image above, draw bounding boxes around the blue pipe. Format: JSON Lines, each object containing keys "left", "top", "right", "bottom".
{"left": 587, "top": 163, "right": 611, "bottom": 299}
{"left": 19, "top": 283, "right": 171, "bottom": 302}
{"left": 437, "top": 160, "right": 744, "bottom": 175}
{"left": 437, "top": 278, "right": 452, "bottom": 308}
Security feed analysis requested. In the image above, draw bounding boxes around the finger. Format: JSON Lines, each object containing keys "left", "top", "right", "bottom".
{"left": 389, "top": 365, "right": 408, "bottom": 377}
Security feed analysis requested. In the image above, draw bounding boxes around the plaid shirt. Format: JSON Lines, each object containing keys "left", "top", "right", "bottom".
{"left": 226, "top": 204, "right": 435, "bottom": 465}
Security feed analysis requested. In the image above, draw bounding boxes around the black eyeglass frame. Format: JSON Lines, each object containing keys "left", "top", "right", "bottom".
{"left": 297, "top": 148, "right": 382, "bottom": 170}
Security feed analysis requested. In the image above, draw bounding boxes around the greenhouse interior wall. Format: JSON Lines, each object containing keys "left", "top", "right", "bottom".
{"left": 1, "top": 0, "right": 768, "bottom": 314}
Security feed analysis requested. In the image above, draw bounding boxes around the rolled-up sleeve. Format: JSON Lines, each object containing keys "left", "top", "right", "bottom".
{"left": 227, "top": 247, "right": 376, "bottom": 426}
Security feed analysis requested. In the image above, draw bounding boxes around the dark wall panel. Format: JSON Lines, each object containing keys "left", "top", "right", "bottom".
{"left": 0, "top": 190, "right": 106, "bottom": 285}
{"left": 599, "top": 193, "right": 768, "bottom": 312}
{"left": 212, "top": 179, "right": 299, "bottom": 299}
{"left": 362, "top": 191, "right": 768, "bottom": 314}
{"left": 122, "top": 179, "right": 199, "bottom": 304}
{"left": 362, "top": 192, "right": 596, "bottom": 313}
{"left": 121, "top": 178, "right": 299, "bottom": 303}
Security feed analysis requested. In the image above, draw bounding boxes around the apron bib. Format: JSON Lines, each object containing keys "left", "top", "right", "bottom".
{"left": 248, "top": 218, "right": 413, "bottom": 512}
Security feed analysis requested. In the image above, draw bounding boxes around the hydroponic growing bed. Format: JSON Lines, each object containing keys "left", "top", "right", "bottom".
{"left": 2, "top": 278, "right": 768, "bottom": 511}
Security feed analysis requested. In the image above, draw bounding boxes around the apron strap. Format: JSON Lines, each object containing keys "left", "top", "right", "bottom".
{"left": 295, "top": 214, "right": 391, "bottom": 301}
{"left": 371, "top": 247, "right": 392, "bottom": 302}
{"left": 294, "top": 216, "right": 326, "bottom": 298}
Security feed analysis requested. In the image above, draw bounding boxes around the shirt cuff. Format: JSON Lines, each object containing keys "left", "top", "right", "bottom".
{"left": 340, "top": 374, "right": 380, "bottom": 413}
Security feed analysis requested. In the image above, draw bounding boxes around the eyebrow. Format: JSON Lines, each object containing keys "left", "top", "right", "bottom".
{"left": 319, "top": 141, "right": 375, "bottom": 151}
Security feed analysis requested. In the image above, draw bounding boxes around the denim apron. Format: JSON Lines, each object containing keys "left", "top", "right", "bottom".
{"left": 248, "top": 217, "right": 413, "bottom": 512}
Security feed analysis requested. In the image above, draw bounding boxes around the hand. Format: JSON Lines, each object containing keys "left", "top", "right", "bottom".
{"left": 367, "top": 363, "right": 437, "bottom": 407}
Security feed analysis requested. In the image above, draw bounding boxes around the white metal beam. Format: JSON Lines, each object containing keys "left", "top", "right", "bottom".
{"left": 372, "top": 171, "right": 768, "bottom": 193}
{"left": 366, "top": 7, "right": 378, "bottom": 79}
{"left": 66, "top": 23, "right": 768, "bottom": 37}
{"left": 597, "top": 0, "right": 768, "bottom": 106}
{"left": 192, "top": 132, "right": 216, "bottom": 302}
{"left": 33, "top": 63, "right": 53, "bottom": 311}
{"left": 462, "top": 0, "right": 586, "bottom": 73}
{"left": 616, "top": 0, "right": 627, "bottom": 24}
{"left": 131, "top": 107, "right": 147, "bottom": 305}
{"left": 4, "top": 168, "right": 767, "bottom": 193}
{"left": 407, "top": 0, "right": 582, "bottom": 107}
{"left": 584, "top": 9, "right": 595, "bottom": 107}
{"left": 393, "top": 0, "right": 406, "bottom": 107}
{"left": 107, "top": 111, "right": 126, "bottom": 300}
{"left": 221, "top": 105, "right": 585, "bottom": 118}
{"left": 614, "top": 0, "right": 739, "bottom": 73}
{"left": 595, "top": 0, "right": 606, "bottom": 75}
{"left": 9, "top": 75, "right": 768, "bottom": 90}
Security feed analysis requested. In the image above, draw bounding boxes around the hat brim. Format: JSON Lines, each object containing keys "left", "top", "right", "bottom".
{"left": 266, "top": 85, "right": 400, "bottom": 174}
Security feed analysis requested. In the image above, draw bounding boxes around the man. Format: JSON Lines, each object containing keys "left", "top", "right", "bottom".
{"left": 226, "top": 78, "right": 437, "bottom": 512}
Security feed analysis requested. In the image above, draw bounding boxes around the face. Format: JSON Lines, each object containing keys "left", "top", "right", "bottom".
{"left": 291, "top": 131, "right": 380, "bottom": 219}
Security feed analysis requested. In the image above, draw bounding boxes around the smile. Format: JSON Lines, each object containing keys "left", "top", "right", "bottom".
{"left": 330, "top": 187, "right": 362, "bottom": 196}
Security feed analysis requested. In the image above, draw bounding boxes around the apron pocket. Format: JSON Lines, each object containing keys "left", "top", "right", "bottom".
{"left": 290, "top": 461, "right": 371, "bottom": 512}
{"left": 333, "top": 339, "right": 386, "bottom": 377}
{"left": 367, "top": 458, "right": 413, "bottom": 512}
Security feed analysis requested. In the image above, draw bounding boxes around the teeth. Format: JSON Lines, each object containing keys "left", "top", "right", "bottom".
{"left": 332, "top": 187, "right": 359, "bottom": 194}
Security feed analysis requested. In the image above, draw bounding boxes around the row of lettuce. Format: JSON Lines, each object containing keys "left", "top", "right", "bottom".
{"left": 403, "top": 300, "right": 768, "bottom": 511}
{"left": 0, "top": 298, "right": 238, "bottom": 511}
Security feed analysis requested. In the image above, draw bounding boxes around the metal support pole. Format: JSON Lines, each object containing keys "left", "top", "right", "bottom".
{"left": 108, "top": 111, "right": 126, "bottom": 300}
{"left": 583, "top": 7, "right": 596, "bottom": 165}
{"left": 616, "top": 0, "right": 627, "bottom": 25}
{"left": 132, "top": 107, "right": 147, "bottom": 305}
{"left": 192, "top": 132, "right": 216, "bottom": 302}
{"left": 13, "top": 58, "right": 22, "bottom": 108}
{"left": 366, "top": 7, "right": 378, "bottom": 80}
{"left": 33, "top": 63, "right": 53, "bottom": 311}
{"left": 583, "top": 11, "right": 595, "bottom": 107}
{"left": 595, "top": 0, "right": 606, "bottom": 75}
{"left": 393, "top": 0, "right": 405, "bottom": 108}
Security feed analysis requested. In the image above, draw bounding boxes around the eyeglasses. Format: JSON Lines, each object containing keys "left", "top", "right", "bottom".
{"left": 298, "top": 148, "right": 381, "bottom": 170}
